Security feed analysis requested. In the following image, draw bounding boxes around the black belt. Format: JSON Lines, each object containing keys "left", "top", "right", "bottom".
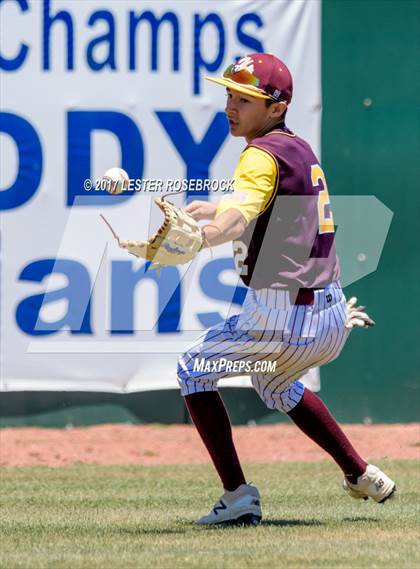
{"left": 295, "top": 288, "right": 323, "bottom": 305}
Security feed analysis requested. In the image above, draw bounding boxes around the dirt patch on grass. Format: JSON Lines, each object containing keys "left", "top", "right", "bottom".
{"left": 1, "top": 423, "right": 418, "bottom": 467}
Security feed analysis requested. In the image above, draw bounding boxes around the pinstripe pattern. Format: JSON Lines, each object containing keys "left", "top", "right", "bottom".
{"left": 178, "top": 283, "right": 349, "bottom": 412}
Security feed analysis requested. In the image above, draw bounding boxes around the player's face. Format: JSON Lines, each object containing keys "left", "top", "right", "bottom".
{"left": 225, "top": 89, "right": 276, "bottom": 141}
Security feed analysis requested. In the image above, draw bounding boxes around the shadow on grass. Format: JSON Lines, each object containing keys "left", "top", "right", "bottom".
{"left": 192, "top": 517, "right": 380, "bottom": 530}
{"left": 188, "top": 519, "right": 325, "bottom": 530}
{"left": 262, "top": 519, "right": 324, "bottom": 527}
{"left": 342, "top": 517, "right": 380, "bottom": 523}
{"left": 123, "top": 518, "right": 378, "bottom": 531}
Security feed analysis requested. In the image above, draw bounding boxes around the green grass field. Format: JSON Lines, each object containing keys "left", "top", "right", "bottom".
{"left": 1, "top": 460, "right": 419, "bottom": 569}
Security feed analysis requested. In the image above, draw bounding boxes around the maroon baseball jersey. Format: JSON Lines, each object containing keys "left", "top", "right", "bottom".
{"left": 234, "top": 124, "right": 340, "bottom": 290}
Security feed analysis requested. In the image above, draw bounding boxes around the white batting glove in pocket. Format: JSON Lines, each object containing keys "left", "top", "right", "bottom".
{"left": 345, "top": 297, "right": 376, "bottom": 329}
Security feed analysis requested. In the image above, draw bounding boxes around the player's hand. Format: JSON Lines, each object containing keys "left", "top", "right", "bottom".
{"left": 184, "top": 201, "right": 218, "bottom": 221}
{"left": 345, "top": 297, "right": 375, "bottom": 329}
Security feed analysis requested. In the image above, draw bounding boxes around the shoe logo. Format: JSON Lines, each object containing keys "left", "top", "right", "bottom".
{"left": 326, "top": 294, "right": 332, "bottom": 303}
{"left": 213, "top": 500, "right": 227, "bottom": 516}
{"left": 252, "top": 499, "right": 260, "bottom": 506}
{"left": 375, "top": 479, "right": 385, "bottom": 491}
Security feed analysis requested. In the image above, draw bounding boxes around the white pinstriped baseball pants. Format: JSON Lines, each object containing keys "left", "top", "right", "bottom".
{"left": 178, "top": 282, "right": 349, "bottom": 413}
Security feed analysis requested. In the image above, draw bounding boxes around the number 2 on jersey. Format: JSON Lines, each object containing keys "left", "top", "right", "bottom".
{"left": 233, "top": 240, "right": 248, "bottom": 276}
{"left": 311, "top": 164, "right": 335, "bottom": 234}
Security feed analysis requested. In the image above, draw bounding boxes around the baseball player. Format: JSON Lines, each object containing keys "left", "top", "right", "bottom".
{"left": 177, "top": 53, "right": 395, "bottom": 526}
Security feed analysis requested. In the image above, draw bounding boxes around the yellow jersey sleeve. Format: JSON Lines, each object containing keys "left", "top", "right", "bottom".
{"left": 215, "top": 146, "right": 278, "bottom": 225}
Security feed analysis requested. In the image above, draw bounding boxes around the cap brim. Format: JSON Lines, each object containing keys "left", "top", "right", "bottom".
{"left": 205, "top": 76, "right": 270, "bottom": 99}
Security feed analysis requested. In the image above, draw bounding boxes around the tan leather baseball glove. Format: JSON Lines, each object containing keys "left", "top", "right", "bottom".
{"left": 101, "top": 197, "right": 204, "bottom": 272}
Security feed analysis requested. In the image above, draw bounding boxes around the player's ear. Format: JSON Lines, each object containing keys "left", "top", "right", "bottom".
{"left": 270, "top": 101, "right": 287, "bottom": 119}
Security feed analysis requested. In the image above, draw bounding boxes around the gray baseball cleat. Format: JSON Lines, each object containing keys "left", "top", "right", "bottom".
{"left": 343, "top": 464, "right": 396, "bottom": 503}
{"left": 195, "top": 483, "right": 262, "bottom": 526}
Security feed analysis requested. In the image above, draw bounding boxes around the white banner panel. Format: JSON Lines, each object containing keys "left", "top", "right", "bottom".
{"left": 0, "top": 0, "right": 321, "bottom": 392}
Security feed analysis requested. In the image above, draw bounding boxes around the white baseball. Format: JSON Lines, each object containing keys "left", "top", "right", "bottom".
{"left": 102, "top": 167, "right": 129, "bottom": 194}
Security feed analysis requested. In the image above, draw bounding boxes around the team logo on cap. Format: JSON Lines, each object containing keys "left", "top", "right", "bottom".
{"left": 233, "top": 56, "right": 255, "bottom": 75}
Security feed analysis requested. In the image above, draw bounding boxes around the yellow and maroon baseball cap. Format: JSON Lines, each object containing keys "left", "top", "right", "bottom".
{"left": 206, "top": 53, "right": 293, "bottom": 103}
